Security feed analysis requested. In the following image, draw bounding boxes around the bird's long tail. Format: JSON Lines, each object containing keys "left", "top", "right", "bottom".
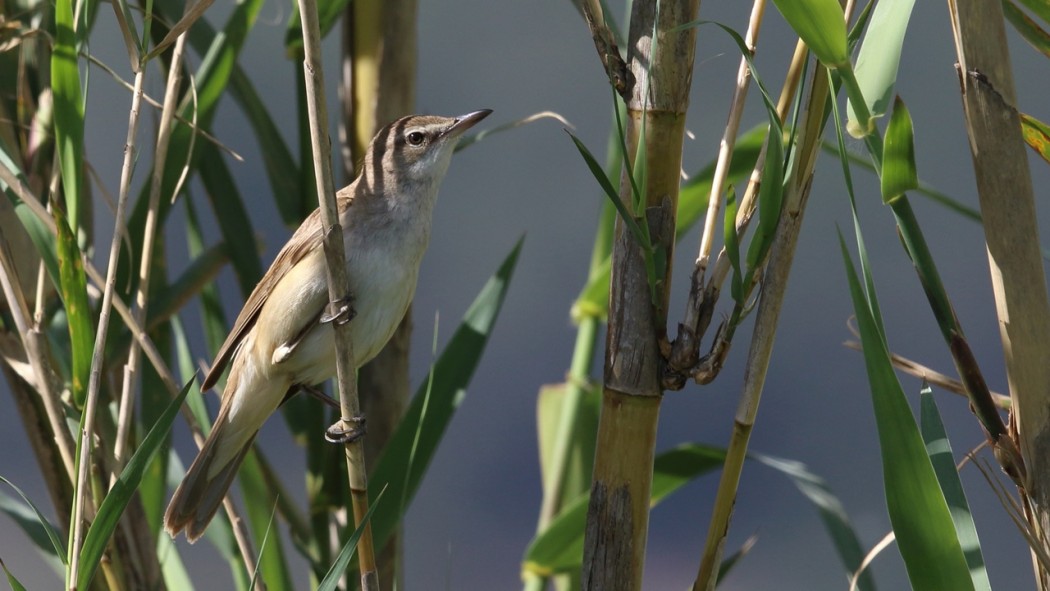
{"left": 164, "top": 404, "right": 257, "bottom": 543}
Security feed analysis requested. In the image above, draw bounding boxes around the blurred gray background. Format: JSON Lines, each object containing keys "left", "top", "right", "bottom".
{"left": 3, "top": 0, "right": 1050, "bottom": 588}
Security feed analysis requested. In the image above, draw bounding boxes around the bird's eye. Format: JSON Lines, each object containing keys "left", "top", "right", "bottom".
{"left": 407, "top": 131, "right": 425, "bottom": 146}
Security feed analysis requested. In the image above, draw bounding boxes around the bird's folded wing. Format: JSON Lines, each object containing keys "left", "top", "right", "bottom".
{"left": 201, "top": 209, "right": 324, "bottom": 392}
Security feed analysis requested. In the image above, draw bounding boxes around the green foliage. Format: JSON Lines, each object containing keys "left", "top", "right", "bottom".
{"left": 0, "top": 148, "right": 61, "bottom": 286}
{"left": 1021, "top": 113, "right": 1050, "bottom": 165}
{"left": 0, "top": 477, "right": 65, "bottom": 567}
{"left": 0, "top": 558, "right": 28, "bottom": 591}
{"left": 848, "top": 0, "right": 917, "bottom": 129}
{"left": 771, "top": 0, "right": 849, "bottom": 67}
{"left": 369, "top": 239, "right": 523, "bottom": 551}
{"left": 524, "top": 444, "right": 726, "bottom": 577}
{"left": 839, "top": 233, "right": 975, "bottom": 591}
{"left": 571, "top": 125, "right": 765, "bottom": 323}
{"left": 50, "top": 0, "right": 85, "bottom": 233}
{"left": 919, "top": 385, "right": 991, "bottom": 591}
{"left": 723, "top": 187, "right": 743, "bottom": 302}
{"left": 316, "top": 488, "right": 384, "bottom": 591}
{"left": 523, "top": 445, "right": 869, "bottom": 585}
{"left": 51, "top": 203, "right": 92, "bottom": 407}
{"left": 284, "top": 0, "right": 349, "bottom": 58}
{"left": 1004, "top": 0, "right": 1050, "bottom": 58}
{"left": 881, "top": 97, "right": 919, "bottom": 205}
{"left": 77, "top": 381, "right": 192, "bottom": 589}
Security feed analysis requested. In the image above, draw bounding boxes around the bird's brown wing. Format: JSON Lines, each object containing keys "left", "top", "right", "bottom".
{"left": 201, "top": 208, "right": 324, "bottom": 392}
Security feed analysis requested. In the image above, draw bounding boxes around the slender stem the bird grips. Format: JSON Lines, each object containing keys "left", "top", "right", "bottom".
{"left": 319, "top": 296, "right": 366, "bottom": 442}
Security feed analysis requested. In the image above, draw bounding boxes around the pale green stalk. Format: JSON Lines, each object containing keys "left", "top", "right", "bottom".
{"left": 67, "top": 69, "right": 144, "bottom": 589}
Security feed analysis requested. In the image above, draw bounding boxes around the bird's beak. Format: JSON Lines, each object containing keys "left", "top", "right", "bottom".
{"left": 445, "top": 109, "right": 493, "bottom": 138}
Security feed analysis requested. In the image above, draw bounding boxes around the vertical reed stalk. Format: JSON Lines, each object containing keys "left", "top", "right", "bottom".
{"left": 68, "top": 69, "right": 144, "bottom": 589}
{"left": 581, "top": 1, "right": 700, "bottom": 589}
{"left": 114, "top": 30, "right": 189, "bottom": 469}
{"left": 297, "top": 0, "right": 379, "bottom": 587}
{"left": 692, "top": 63, "right": 829, "bottom": 591}
{"left": 343, "top": 0, "right": 417, "bottom": 586}
{"left": 947, "top": 0, "right": 1050, "bottom": 586}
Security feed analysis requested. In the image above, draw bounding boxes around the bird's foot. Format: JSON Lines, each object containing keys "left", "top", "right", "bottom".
{"left": 320, "top": 296, "right": 356, "bottom": 326}
{"left": 325, "top": 415, "right": 367, "bottom": 444}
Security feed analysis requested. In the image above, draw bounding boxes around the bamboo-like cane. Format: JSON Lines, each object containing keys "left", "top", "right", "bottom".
{"left": 295, "top": 0, "right": 379, "bottom": 587}
{"left": 343, "top": 0, "right": 418, "bottom": 586}
{"left": 580, "top": 0, "right": 700, "bottom": 589}
{"left": 948, "top": 0, "right": 1050, "bottom": 586}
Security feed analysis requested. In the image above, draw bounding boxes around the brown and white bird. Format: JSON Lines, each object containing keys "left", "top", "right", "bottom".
{"left": 164, "top": 110, "right": 492, "bottom": 542}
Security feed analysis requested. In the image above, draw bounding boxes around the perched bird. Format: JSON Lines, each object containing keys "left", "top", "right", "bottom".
{"left": 164, "top": 110, "right": 492, "bottom": 542}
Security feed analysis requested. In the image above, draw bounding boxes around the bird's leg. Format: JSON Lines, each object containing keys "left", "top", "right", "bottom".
{"left": 325, "top": 415, "right": 367, "bottom": 443}
{"left": 320, "top": 295, "right": 357, "bottom": 326}
{"left": 298, "top": 384, "right": 340, "bottom": 409}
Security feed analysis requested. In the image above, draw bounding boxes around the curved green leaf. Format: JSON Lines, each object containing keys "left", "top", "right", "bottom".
{"left": 77, "top": 380, "right": 193, "bottom": 589}
{"left": 317, "top": 488, "right": 385, "bottom": 591}
{"left": 847, "top": 0, "right": 917, "bottom": 130}
{"left": 0, "top": 149, "right": 60, "bottom": 286}
{"left": 51, "top": 0, "right": 85, "bottom": 232}
{"left": 51, "top": 203, "right": 92, "bottom": 407}
{"left": 0, "top": 477, "right": 66, "bottom": 567}
{"left": 523, "top": 444, "right": 726, "bottom": 576}
{"left": 838, "top": 232, "right": 975, "bottom": 591}
{"left": 751, "top": 454, "right": 876, "bottom": 591}
{"left": 919, "top": 386, "right": 991, "bottom": 591}
{"left": 1021, "top": 113, "right": 1050, "bottom": 166}
{"left": 568, "top": 131, "right": 650, "bottom": 253}
{"left": 771, "top": 0, "right": 849, "bottom": 67}
{"left": 724, "top": 187, "right": 743, "bottom": 302}
{"left": 368, "top": 238, "right": 523, "bottom": 551}
{"left": 1004, "top": 0, "right": 1050, "bottom": 58}
{"left": 0, "top": 558, "right": 28, "bottom": 591}
{"left": 881, "top": 96, "right": 918, "bottom": 205}
{"left": 570, "top": 125, "right": 765, "bottom": 323}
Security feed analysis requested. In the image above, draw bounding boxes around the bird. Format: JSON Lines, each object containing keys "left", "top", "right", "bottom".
{"left": 164, "top": 109, "right": 492, "bottom": 542}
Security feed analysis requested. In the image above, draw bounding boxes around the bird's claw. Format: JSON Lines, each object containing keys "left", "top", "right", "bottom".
{"left": 320, "top": 296, "right": 356, "bottom": 326}
{"left": 325, "top": 415, "right": 366, "bottom": 443}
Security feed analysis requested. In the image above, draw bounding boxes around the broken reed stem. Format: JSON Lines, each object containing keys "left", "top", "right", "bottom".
{"left": 67, "top": 68, "right": 144, "bottom": 588}
{"left": 84, "top": 52, "right": 241, "bottom": 161}
{"left": 693, "top": 0, "right": 767, "bottom": 281}
{"left": 842, "top": 340, "right": 1011, "bottom": 409}
{"left": 706, "top": 39, "right": 807, "bottom": 294}
{"left": 692, "top": 66, "right": 828, "bottom": 591}
{"left": 694, "top": 1, "right": 860, "bottom": 584}
{"left": 114, "top": 29, "right": 190, "bottom": 470}
{"left": 296, "top": 0, "right": 379, "bottom": 586}
{"left": 670, "top": 33, "right": 804, "bottom": 382}
{"left": 0, "top": 194, "right": 77, "bottom": 480}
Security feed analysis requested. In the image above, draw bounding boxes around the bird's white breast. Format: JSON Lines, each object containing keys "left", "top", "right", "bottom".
{"left": 278, "top": 218, "right": 427, "bottom": 388}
